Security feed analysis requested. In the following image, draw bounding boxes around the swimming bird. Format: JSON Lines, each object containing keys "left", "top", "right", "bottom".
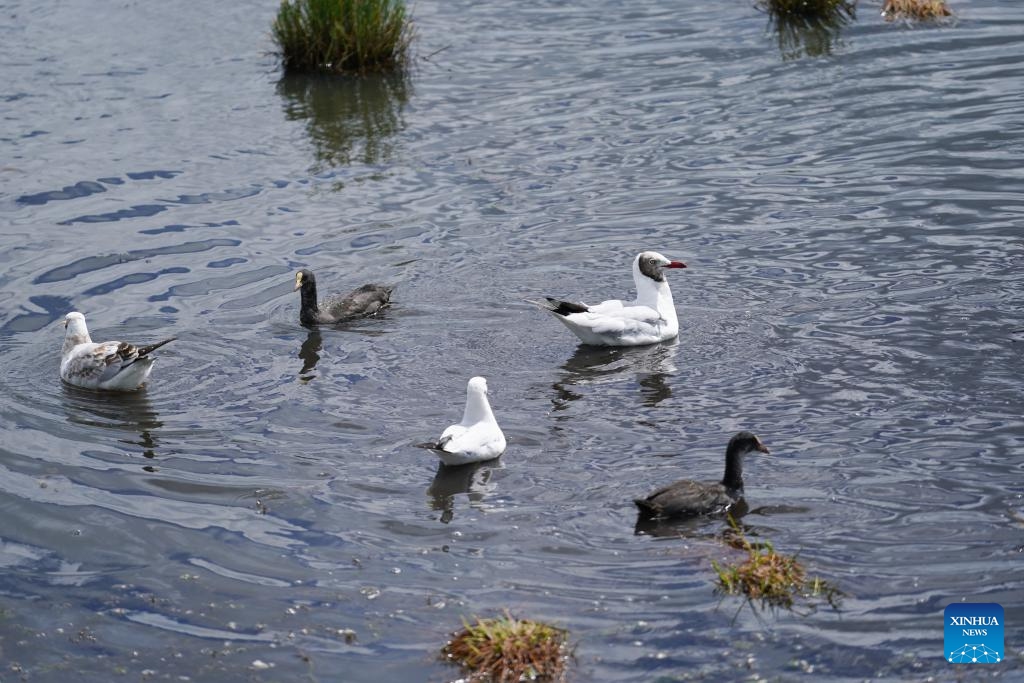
{"left": 634, "top": 432, "right": 770, "bottom": 519}
{"left": 60, "top": 312, "right": 175, "bottom": 391}
{"left": 294, "top": 269, "right": 393, "bottom": 326}
{"left": 430, "top": 377, "right": 506, "bottom": 466}
{"left": 531, "top": 251, "right": 687, "bottom": 346}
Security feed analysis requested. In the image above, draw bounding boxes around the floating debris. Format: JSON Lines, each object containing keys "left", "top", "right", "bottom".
{"left": 882, "top": 0, "right": 953, "bottom": 21}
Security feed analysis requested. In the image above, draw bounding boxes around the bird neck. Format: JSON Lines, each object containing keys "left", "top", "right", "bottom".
{"left": 721, "top": 447, "right": 745, "bottom": 491}
{"left": 634, "top": 271, "right": 676, "bottom": 317}
{"left": 300, "top": 282, "right": 320, "bottom": 314}
{"left": 462, "top": 390, "right": 496, "bottom": 425}
{"left": 62, "top": 322, "right": 92, "bottom": 355}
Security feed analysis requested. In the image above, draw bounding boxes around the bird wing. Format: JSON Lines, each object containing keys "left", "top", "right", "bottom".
{"left": 564, "top": 304, "right": 664, "bottom": 336}
{"left": 438, "top": 422, "right": 504, "bottom": 456}
{"left": 63, "top": 341, "right": 140, "bottom": 384}
{"left": 436, "top": 423, "right": 466, "bottom": 450}
{"left": 63, "top": 337, "right": 175, "bottom": 385}
{"left": 636, "top": 479, "right": 732, "bottom": 517}
{"left": 322, "top": 284, "right": 393, "bottom": 320}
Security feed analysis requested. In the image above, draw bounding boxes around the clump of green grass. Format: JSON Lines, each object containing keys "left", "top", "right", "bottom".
{"left": 442, "top": 612, "right": 570, "bottom": 682}
{"left": 881, "top": 0, "right": 953, "bottom": 21}
{"left": 272, "top": 0, "right": 414, "bottom": 75}
{"left": 713, "top": 524, "right": 842, "bottom": 611}
{"left": 757, "top": 0, "right": 856, "bottom": 20}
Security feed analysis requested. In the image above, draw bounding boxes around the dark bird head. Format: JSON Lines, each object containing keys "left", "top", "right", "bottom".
{"left": 636, "top": 251, "right": 687, "bottom": 283}
{"left": 294, "top": 269, "right": 317, "bottom": 293}
{"left": 722, "top": 431, "right": 769, "bottom": 491}
{"left": 729, "top": 431, "right": 770, "bottom": 456}
{"left": 294, "top": 269, "right": 321, "bottom": 325}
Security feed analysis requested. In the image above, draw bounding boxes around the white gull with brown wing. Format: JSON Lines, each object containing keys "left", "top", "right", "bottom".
{"left": 60, "top": 312, "right": 175, "bottom": 391}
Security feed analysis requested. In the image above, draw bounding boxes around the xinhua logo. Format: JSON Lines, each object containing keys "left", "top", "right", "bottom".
{"left": 944, "top": 603, "right": 1003, "bottom": 664}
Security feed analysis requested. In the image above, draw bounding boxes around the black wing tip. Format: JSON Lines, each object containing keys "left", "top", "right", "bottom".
{"left": 137, "top": 337, "right": 176, "bottom": 357}
{"left": 543, "top": 297, "right": 589, "bottom": 316}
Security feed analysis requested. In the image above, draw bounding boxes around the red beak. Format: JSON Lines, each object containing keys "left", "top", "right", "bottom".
{"left": 667, "top": 261, "right": 687, "bottom": 269}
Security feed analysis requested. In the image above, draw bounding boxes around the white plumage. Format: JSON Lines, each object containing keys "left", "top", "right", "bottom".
{"left": 433, "top": 377, "right": 506, "bottom": 466}
{"left": 532, "top": 251, "right": 687, "bottom": 346}
{"left": 60, "top": 312, "right": 175, "bottom": 391}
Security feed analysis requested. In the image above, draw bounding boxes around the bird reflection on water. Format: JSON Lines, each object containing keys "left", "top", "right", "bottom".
{"left": 634, "top": 498, "right": 752, "bottom": 538}
{"left": 634, "top": 501, "right": 810, "bottom": 539}
{"left": 427, "top": 460, "right": 500, "bottom": 524}
{"left": 298, "top": 328, "right": 322, "bottom": 378}
{"left": 551, "top": 342, "right": 679, "bottom": 414}
{"left": 60, "top": 384, "right": 163, "bottom": 466}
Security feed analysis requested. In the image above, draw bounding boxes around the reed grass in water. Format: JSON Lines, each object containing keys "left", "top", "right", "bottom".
{"left": 442, "top": 612, "right": 570, "bottom": 682}
{"left": 757, "top": 0, "right": 855, "bottom": 19}
{"left": 713, "top": 523, "right": 843, "bottom": 611}
{"left": 273, "top": 0, "right": 413, "bottom": 74}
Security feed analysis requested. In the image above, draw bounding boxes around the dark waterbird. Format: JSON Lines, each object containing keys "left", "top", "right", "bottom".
{"left": 634, "top": 432, "right": 770, "bottom": 519}
{"left": 294, "top": 268, "right": 393, "bottom": 326}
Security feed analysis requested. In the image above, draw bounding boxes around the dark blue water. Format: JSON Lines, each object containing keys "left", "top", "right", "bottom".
{"left": 1, "top": 1, "right": 1021, "bottom": 680}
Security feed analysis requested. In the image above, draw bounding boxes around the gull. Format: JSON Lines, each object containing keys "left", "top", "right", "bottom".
{"left": 294, "top": 269, "right": 393, "bottom": 326}
{"left": 60, "top": 312, "right": 175, "bottom": 391}
{"left": 430, "top": 377, "right": 506, "bottom": 466}
{"left": 531, "top": 251, "right": 687, "bottom": 346}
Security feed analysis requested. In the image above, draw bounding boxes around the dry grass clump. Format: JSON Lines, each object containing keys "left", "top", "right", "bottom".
{"left": 881, "top": 0, "right": 953, "bottom": 21}
{"left": 272, "top": 0, "right": 414, "bottom": 75}
{"left": 757, "top": 0, "right": 856, "bottom": 19}
{"left": 713, "top": 526, "right": 842, "bottom": 611}
{"left": 442, "top": 612, "right": 570, "bottom": 682}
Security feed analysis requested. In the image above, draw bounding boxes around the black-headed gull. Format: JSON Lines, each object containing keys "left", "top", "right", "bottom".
{"left": 294, "top": 269, "right": 393, "bottom": 326}
{"left": 532, "top": 251, "right": 687, "bottom": 346}
{"left": 431, "top": 377, "right": 506, "bottom": 466}
{"left": 60, "top": 312, "right": 175, "bottom": 391}
{"left": 634, "top": 432, "right": 770, "bottom": 519}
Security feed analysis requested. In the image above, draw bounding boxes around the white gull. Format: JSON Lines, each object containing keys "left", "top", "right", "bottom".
{"left": 431, "top": 377, "right": 506, "bottom": 466}
{"left": 531, "top": 251, "right": 687, "bottom": 346}
{"left": 60, "top": 311, "right": 175, "bottom": 391}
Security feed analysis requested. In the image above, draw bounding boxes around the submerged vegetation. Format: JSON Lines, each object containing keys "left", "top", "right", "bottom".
{"left": 757, "top": 0, "right": 952, "bottom": 59}
{"left": 442, "top": 612, "right": 570, "bottom": 682}
{"left": 713, "top": 523, "right": 843, "bottom": 612}
{"left": 756, "top": 0, "right": 856, "bottom": 60}
{"left": 756, "top": 0, "right": 856, "bottom": 20}
{"left": 272, "top": 0, "right": 414, "bottom": 75}
{"left": 881, "top": 0, "right": 953, "bottom": 21}
{"left": 769, "top": 6, "right": 854, "bottom": 59}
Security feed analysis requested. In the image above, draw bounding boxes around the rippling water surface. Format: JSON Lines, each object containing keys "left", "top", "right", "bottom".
{"left": 1, "top": 1, "right": 1022, "bottom": 680}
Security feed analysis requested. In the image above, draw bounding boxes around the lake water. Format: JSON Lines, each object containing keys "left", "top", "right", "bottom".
{"left": 1, "top": 1, "right": 1022, "bottom": 680}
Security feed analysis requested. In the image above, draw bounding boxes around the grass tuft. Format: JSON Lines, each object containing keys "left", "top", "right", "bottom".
{"left": 442, "top": 611, "right": 570, "bottom": 682}
{"left": 881, "top": 0, "right": 953, "bottom": 21}
{"left": 757, "top": 0, "right": 856, "bottom": 20}
{"left": 272, "top": 0, "right": 414, "bottom": 75}
{"left": 713, "top": 522, "right": 843, "bottom": 611}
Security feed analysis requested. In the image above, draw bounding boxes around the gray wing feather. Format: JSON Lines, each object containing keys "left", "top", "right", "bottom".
{"left": 322, "top": 284, "right": 393, "bottom": 321}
